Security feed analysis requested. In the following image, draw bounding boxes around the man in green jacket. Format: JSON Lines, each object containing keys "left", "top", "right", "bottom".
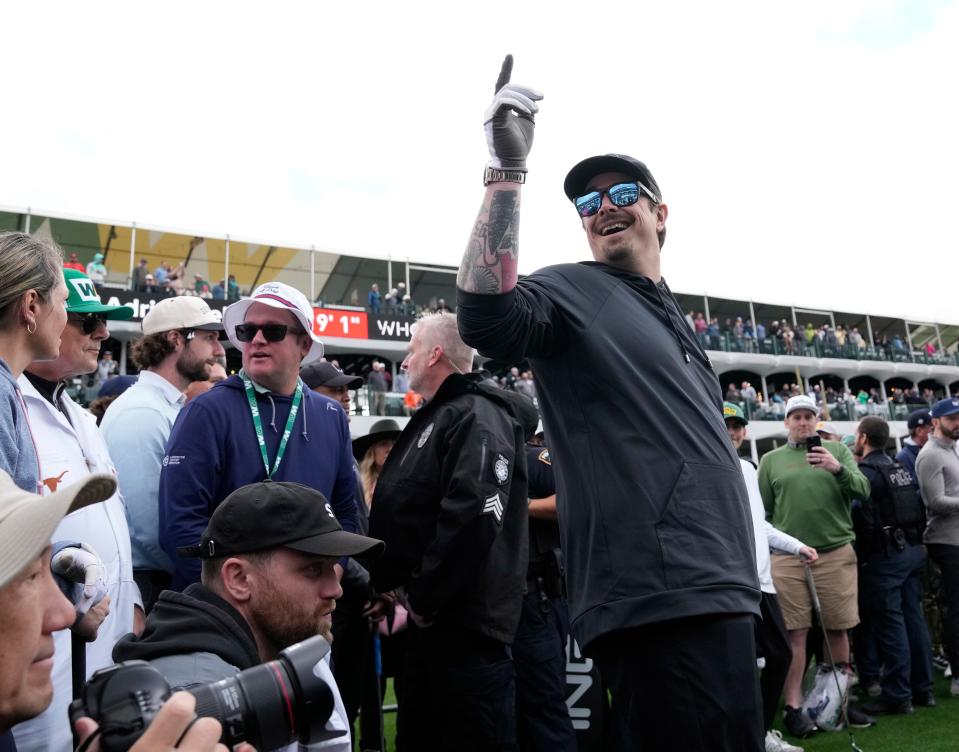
{"left": 758, "top": 395, "right": 871, "bottom": 738}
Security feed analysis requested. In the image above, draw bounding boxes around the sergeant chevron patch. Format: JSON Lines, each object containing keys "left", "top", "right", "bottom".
{"left": 482, "top": 492, "right": 504, "bottom": 524}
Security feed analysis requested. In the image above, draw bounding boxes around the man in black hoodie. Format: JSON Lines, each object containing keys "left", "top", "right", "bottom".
{"left": 455, "top": 57, "right": 762, "bottom": 751}
{"left": 114, "top": 481, "right": 383, "bottom": 751}
{"left": 369, "top": 312, "right": 538, "bottom": 752}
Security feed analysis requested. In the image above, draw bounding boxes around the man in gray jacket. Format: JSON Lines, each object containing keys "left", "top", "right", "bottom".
{"left": 915, "top": 397, "right": 959, "bottom": 697}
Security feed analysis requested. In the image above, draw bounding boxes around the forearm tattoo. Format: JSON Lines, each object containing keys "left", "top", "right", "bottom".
{"left": 457, "top": 187, "right": 520, "bottom": 294}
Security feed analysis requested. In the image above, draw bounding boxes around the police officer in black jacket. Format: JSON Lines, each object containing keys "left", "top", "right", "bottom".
{"left": 853, "top": 416, "right": 935, "bottom": 714}
{"left": 369, "top": 312, "right": 538, "bottom": 752}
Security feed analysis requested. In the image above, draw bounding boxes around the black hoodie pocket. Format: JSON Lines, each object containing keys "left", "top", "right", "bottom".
{"left": 654, "top": 461, "right": 754, "bottom": 591}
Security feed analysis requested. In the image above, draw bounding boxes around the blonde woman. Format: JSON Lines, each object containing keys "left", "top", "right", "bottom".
{"left": 352, "top": 419, "right": 401, "bottom": 503}
{"left": 0, "top": 232, "right": 68, "bottom": 491}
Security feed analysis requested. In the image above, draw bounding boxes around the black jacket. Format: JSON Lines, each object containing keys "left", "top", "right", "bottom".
{"left": 113, "top": 584, "right": 259, "bottom": 678}
{"left": 458, "top": 262, "right": 760, "bottom": 651}
{"left": 369, "top": 373, "right": 538, "bottom": 644}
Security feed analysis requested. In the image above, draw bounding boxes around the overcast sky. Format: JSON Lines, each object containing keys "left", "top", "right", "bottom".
{"left": 2, "top": 1, "right": 957, "bottom": 325}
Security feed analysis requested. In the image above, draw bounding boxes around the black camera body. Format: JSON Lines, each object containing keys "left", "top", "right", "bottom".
{"left": 69, "top": 634, "right": 342, "bottom": 752}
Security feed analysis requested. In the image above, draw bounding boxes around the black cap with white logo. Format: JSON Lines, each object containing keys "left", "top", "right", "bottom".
{"left": 177, "top": 481, "right": 384, "bottom": 560}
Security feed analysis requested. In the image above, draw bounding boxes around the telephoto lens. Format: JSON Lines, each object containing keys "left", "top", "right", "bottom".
{"left": 190, "top": 634, "right": 338, "bottom": 749}
{"left": 69, "top": 634, "right": 341, "bottom": 752}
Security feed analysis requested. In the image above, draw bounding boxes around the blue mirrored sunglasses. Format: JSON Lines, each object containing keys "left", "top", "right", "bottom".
{"left": 574, "top": 181, "right": 658, "bottom": 218}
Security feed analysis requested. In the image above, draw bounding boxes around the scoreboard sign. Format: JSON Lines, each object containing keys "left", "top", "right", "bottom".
{"left": 312, "top": 308, "right": 369, "bottom": 340}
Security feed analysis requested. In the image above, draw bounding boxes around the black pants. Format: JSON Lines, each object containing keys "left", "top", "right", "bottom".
{"left": 590, "top": 613, "right": 763, "bottom": 752}
{"left": 398, "top": 622, "right": 517, "bottom": 752}
{"left": 756, "top": 593, "right": 792, "bottom": 731}
{"left": 512, "top": 591, "right": 577, "bottom": 752}
{"left": 927, "top": 543, "right": 959, "bottom": 673}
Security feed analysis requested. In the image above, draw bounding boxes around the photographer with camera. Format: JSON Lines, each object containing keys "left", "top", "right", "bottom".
{"left": 0, "top": 471, "right": 236, "bottom": 752}
{"left": 757, "top": 395, "right": 872, "bottom": 738}
{"left": 112, "top": 481, "right": 384, "bottom": 751}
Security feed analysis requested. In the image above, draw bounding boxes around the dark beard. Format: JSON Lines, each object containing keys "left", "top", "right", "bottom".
{"left": 176, "top": 347, "right": 210, "bottom": 383}
{"left": 250, "top": 586, "right": 332, "bottom": 656}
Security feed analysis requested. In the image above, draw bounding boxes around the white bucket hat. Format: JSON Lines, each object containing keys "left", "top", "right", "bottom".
{"left": 0, "top": 471, "right": 117, "bottom": 589}
{"left": 222, "top": 282, "right": 324, "bottom": 365}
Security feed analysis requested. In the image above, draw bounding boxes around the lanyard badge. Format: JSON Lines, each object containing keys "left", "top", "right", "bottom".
{"left": 241, "top": 374, "right": 304, "bottom": 480}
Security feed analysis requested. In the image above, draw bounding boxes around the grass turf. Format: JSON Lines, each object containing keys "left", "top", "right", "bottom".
{"left": 357, "top": 675, "right": 956, "bottom": 751}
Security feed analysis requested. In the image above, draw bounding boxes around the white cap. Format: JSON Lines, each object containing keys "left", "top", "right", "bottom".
{"left": 816, "top": 421, "right": 839, "bottom": 437}
{"left": 0, "top": 471, "right": 116, "bottom": 589}
{"left": 785, "top": 394, "right": 819, "bottom": 418}
{"left": 222, "top": 282, "right": 324, "bottom": 365}
{"left": 142, "top": 297, "right": 224, "bottom": 335}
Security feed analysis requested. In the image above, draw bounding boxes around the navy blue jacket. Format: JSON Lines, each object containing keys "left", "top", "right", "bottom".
{"left": 159, "top": 375, "right": 358, "bottom": 589}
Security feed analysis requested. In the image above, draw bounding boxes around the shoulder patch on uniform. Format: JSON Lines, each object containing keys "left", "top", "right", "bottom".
{"left": 537, "top": 448, "right": 550, "bottom": 466}
{"left": 417, "top": 422, "right": 434, "bottom": 448}
{"left": 494, "top": 453, "right": 510, "bottom": 484}
{"left": 482, "top": 492, "right": 504, "bottom": 524}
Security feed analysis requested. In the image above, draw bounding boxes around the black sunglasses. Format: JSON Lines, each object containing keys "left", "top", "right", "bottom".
{"left": 68, "top": 312, "right": 109, "bottom": 335}
{"left": 234, "top": 323, "right": 300, "bottom": 343}
{"left": 574, "top": 181, "right": 659, "bottom": 218}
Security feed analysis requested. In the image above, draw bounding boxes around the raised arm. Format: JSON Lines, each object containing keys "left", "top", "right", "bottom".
{"left": 457, "top": 55, "right": 542, "bottom": 296}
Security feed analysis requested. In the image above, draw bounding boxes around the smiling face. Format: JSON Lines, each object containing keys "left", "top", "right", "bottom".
{"left": 0, "top": 547, "right": 75, "bottom": 728}
{"left": 581, "top": 171, "right": 667, "bottom": 275}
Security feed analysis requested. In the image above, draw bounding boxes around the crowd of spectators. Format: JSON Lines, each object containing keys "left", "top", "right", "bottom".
{"left": 686, "top": 311, "right": 948, "bottom": 364}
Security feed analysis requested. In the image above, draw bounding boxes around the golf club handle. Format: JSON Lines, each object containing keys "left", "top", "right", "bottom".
{"left": 803, "top": 565, "right": 822, "bottom": 613}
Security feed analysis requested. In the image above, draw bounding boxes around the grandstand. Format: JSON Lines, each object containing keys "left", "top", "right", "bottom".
{"left": 5, "top": 204, "right": 958, "bottom": 454}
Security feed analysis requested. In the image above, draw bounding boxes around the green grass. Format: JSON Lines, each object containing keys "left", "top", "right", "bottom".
{"left": 773, "top": 674, "right": 958, "bottom": 752}
{"left": 356, "top": 677, "right": 956, "bottom": 751}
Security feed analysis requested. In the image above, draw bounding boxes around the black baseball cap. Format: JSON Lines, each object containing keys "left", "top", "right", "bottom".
{"left": 907, "top": 408, "right": 933, "bottom": 430}
{"left": 563, "top": 153, "right": 662, "bottom": 204}
{"left": 177, "top": 481, "right": 384, "bottom": 560}
{"left": 300, "top": 361, "right": 364, "bottom": 390}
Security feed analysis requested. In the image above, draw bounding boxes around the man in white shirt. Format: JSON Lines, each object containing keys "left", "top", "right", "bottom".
{"left": 724, "top": 403, "right": 817, "bottom": 751}
{"left": 101, "top": 297, "right": 224, "bottom": 612}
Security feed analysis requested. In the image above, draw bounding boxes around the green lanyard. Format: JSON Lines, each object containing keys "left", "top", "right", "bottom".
{"left": 241, "top": 374, "right": 303, "bottom": 480}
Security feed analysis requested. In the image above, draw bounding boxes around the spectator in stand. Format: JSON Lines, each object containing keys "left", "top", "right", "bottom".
{"left": 211, "top": 280, "right": 225, "bottom": 300}
{"left": 853, "top": 416, "right": 935, "bottom": 715}
{"left": 435, "top": 298, "right": 452, "bottom": 313}
{"left": 515, "top": 370, "right": 536, "bottom": 403}
{"left": 227, "top": 274, "right": 241, "bottom": 301}
{"left": 101, "top": 297, "right": 225, "bottom": 612}
{"left": 743, "top": 319, "right": 755, "bottom": 352}
{"left": 368, "top": 283, "right": 381, "bottom": 314}
{"left": 915, "top": 397, "right": 959, "bottom": 697}
{"left": 725, "top": 382, "right": 741, "bottom": 403}
{"left": 685, "top": 310, "right": 695, "bottom": 330}
{"left": 143, "top": 274, "right": 159, "bottom": 294}
{"left": 367, "top": 361, "right": 389, "bottom": 415}
{"left": 153, "top": 261, "right": 169, "bottom": 288}
{"left": 783, "top": 325, "right": 795, "bottom": 355}
{"left": 740, "top": 381, "right": 757, "bottom": 412}
{"left": 132, "top": 258, "right": 149, "bottom": 292}
{"left": 63, "top": 252, "right": 85, "bottom": 273}
{"left": 694, "top": 313, "right": 707, "bottom": 347}
{"left": 96, "top": 350, "right": 117, "bottom": 385}
{"left": 0, "top": 232, "right": 69, "bottom": 495}
{"left": 166, "top": 263, "right": 186, "bottom": 295}
{"left": 85, "top": 252, "right": 107, "bottom": 285}
{"left": 158, "top": 281, "right": 359, "bottom": 591}
{"left": 758, "top": 395, "right": 872, "bottom": 737}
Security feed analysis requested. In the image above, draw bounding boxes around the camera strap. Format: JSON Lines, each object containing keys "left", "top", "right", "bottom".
{"left": 241, "top": 374, "right": 303, "bottom": 480}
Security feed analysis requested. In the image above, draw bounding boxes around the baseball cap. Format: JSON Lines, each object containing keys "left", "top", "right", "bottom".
{"left": 177, "top": 481, "right": 384, "bottom": 560}
{"left": 0, "top": 471, "right": 116, "bottom": 589}
{"left": 907, "top": 409, "right": 933, "bottom": 430}
{"left": 816, "top": 421, "right": 839, "bottom": 437}
{"left": 785, "top": 394, "right": 819, "bottom": 418}
{"left": 63, "top": 268, "right": 134, "bottom": 320}
{"left": 931, "top": 397, "right": 959, "bottom": 419}
{"left": 223, "top": 282, "right": 324, "bottom": 365}
{"left": 142, "top": 296, "right": 224, "bottom": 335}
{"left": 352, "top": 419, "right": 403, "bottom": 462}
{"left": 300, "top": 361, "right": 363, "bottom": 391}
{"left": 563, "top": 154, "right": 662, "bottom": 204}
{"left": 722, "top": 402, "right": 748, "bottom": 426}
